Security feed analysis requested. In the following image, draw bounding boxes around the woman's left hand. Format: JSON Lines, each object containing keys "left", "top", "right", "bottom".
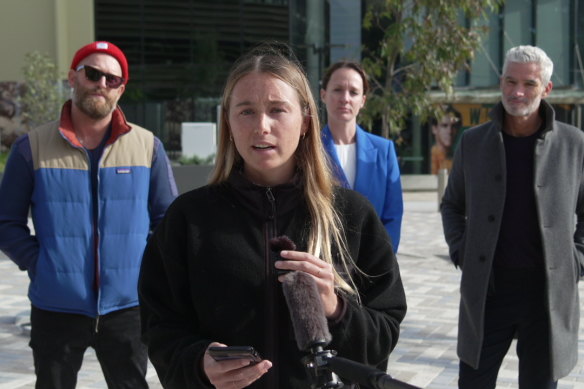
{"left": 275, "top": 250, "right": 342, "bottom": 319}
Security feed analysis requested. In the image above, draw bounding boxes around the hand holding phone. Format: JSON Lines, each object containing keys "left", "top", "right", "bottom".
{"left": 204, "top": 344, "right": 271, "bottom": 388}
{"left": 208, "top": 346, "right": 262, "bottom": 364}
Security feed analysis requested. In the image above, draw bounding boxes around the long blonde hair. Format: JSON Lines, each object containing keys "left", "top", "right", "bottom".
{"left": 209, "top": 43, "right": 358, "bottom": 296}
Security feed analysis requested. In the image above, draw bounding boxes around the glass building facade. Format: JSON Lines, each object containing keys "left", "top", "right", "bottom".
{"left": 95, "top": 0, "right": 328, "bottom": 158}
{"left": 95, "top": 0, "right": 584, "bottom": 172}
{"left": 396, "top": 0, "right": 584, "bottom": 173}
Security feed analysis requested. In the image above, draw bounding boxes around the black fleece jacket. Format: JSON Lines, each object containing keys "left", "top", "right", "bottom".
{"left": 138, "top": 171, "right": 407, "bottom": 388}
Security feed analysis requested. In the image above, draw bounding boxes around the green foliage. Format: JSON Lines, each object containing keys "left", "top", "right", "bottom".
{"left": 179, "top": 154, "right": 215, "bottom": 165}
{"left": 21, "top": 51, "right": 69, "bottom": 129}
{"left": 0, "top": 151, "right": 8, "bottom": 173}
{"left": 360, "top": 0, "right": 502, "bottom": 138}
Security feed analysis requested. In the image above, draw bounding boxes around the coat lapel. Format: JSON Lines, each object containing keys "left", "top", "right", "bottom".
{"left": 353, "top": 126, "right": 378, "bottom": 193}
{"left": 322, "top": 125, "right": 350, "bottom": 188}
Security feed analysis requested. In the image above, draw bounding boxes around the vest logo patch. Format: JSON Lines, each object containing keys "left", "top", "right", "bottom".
{"left": 116, "top": 168, "right": 131, "bottom": 174}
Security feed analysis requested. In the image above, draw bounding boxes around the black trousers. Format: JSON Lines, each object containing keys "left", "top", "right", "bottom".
{"left": 459, "top": 268, "right": 557, "bottom": 389}
{"left": 29, "top": 305, "right": 149, "bottom": 389}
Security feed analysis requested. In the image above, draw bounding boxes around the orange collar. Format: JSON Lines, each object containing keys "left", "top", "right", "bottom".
{"left": 58, "top": 100, "right": 132, "bottom": 147}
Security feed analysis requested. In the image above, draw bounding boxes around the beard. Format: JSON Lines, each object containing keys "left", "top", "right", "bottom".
{"left": 502, "top": 95, "right": 541, "bottom": 118}
{"left": 72, "top": 83, "right": 118, "bottom": 120}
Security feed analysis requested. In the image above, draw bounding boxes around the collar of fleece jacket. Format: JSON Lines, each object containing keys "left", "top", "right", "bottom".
{"left": 225, "top": 170, "right": 305, "bottom": 220}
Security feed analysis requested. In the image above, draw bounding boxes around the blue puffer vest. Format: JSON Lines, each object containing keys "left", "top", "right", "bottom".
{"left": 27, "top": 102, "right": 154, "bottom": 317}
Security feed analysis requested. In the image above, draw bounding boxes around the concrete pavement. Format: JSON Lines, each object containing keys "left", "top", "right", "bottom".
{"left": 1, "top": 191, "right": 583, "bottom": 388}
{"left": 389, "top": 192, "right": 584, "bottom": 388}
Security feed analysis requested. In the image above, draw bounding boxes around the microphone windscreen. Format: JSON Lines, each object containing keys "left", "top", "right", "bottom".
{"left": 270, "top": 235, "right": 297, "bottom": 276}
{"left": 269, "top": 235, "right": 297, "bottom": 252}
{"left": 282, "top": 271, "right": 332, "bottom": 351}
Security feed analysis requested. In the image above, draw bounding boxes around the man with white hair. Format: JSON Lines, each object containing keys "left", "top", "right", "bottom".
{"left": 0, "top": 41, "right": 177, "bottom": 388}
{"left": 441, "top": 45, "right": 584, "bottom": 388}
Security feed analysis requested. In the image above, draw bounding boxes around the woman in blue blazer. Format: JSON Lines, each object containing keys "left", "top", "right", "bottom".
{"left": 320, "top": 61, "right": 403, "bottom": 252}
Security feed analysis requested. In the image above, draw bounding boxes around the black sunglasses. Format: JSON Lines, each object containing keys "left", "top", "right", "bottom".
{"left": 76, "top": 65, "right": 125, "bottom": 89}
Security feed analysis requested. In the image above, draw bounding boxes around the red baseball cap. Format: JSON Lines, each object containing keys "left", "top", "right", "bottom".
{"left": 70, "top": 41, "right": 129, "bottom": 84}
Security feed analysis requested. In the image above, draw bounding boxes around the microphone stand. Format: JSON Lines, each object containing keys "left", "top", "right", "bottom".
{"left": 303, "top": 347, "right": 422, "bottom": 389}
{"left": 302, "top": 343, "right": 344, "bottom": 388}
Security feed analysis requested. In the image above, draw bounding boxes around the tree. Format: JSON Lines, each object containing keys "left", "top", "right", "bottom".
{"left": 20, "top": 51, "right": 69, "bottom": 129}
{"left": 360, "top": 0, "right": 502, "bottom": 138}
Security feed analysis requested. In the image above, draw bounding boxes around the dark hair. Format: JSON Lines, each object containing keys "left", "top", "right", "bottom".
{"left": 321, "top": 60, "right": 369, "bottom": 95}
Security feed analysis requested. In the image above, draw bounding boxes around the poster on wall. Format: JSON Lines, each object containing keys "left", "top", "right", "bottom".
{"left": 428, "top": 103, "right": 493, "bottom": 175}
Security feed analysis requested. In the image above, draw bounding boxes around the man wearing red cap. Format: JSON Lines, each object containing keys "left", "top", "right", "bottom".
{"left": 0, "top": 41, "right": 177, "bottom": 388}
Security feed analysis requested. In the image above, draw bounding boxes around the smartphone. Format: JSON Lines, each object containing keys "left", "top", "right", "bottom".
{"left": 208, "top": 346, "right": 262, "bottom": 364}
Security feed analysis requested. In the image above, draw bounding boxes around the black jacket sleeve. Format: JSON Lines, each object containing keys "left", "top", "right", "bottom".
{"left": 139, "top": 196, "right": 213, "bottom": 389}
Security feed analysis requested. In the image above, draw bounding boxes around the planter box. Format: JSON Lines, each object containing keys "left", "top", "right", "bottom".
{"left": 172, "top": 165, "right": 214, "bottom": 195}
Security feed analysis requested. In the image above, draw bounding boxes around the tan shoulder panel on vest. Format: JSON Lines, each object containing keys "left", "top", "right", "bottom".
{"left": 29, "top": 121, "right": 88, "bottom": 171}
{"left": 101, "top": 123, "right": 155, "bottom": 168}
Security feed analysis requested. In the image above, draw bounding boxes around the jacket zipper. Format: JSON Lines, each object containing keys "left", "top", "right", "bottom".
{"left": 264, "top": 187, "right": 278, "bottom": 388}
{"left": 82, "top": 147, "right": 102, "bottom": 305}
{"left": 94, "top": 148, "right": 105, "bottom": 315}
{"left": 66, "top": 133, "right": 105, "bottom": 318}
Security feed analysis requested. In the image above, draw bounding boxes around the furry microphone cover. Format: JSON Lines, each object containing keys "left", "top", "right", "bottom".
{"left": 282, "top": 270, "right": 332, "bottom": 351}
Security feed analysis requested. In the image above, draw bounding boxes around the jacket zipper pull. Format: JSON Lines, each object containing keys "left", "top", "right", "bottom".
{"left": 266, "top": 188, "right": 275, "bottom": 220}
{"left": 95, "top": 315, "right": 100, "bottom": 333}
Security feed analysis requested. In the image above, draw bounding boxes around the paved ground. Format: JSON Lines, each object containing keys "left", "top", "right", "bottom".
{"left": 1, "top": 191, "right": 583, "bottom": 388}
{"left": 390, "top": 192, "right": 584, "bottom": 389}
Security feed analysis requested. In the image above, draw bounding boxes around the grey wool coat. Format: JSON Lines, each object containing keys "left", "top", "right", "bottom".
{"left": 441, "top": 100, "right": 584, "bottom": 380}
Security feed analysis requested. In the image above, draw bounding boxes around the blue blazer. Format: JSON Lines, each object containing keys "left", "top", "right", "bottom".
{"left": 322, "top": 125, "right": 403, "bottom": 252}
